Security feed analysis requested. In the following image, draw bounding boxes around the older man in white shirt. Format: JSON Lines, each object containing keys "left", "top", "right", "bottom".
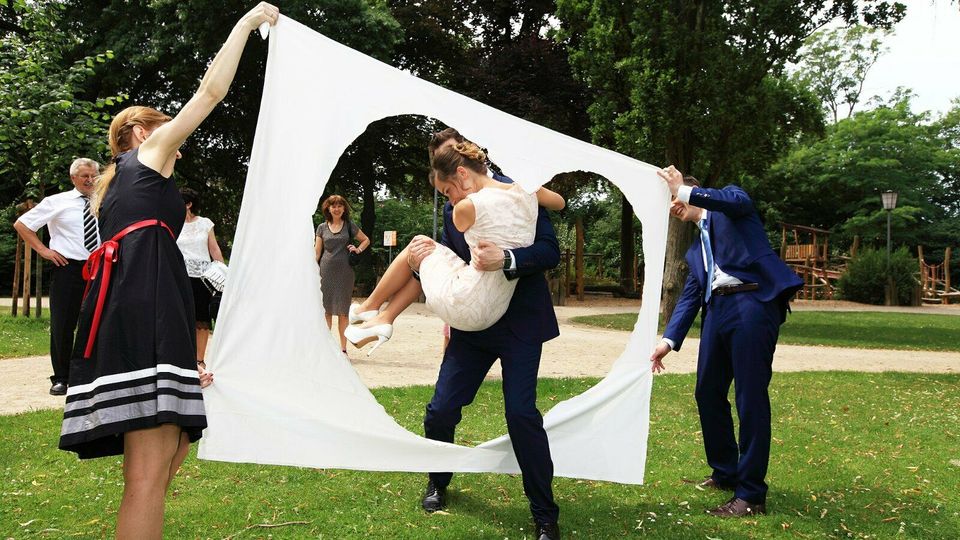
{"left": 14, "top": 158, "right": 101, "bottom": 396}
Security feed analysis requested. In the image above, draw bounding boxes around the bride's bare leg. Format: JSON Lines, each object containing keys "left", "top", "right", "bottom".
{"left": 362, "top": 277, "right": 422, "bottom": 327}
{"left": 357, "top": 244, "right": 414, "bottom": 312}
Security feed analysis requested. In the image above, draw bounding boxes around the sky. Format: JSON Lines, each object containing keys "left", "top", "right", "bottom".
{"left": 860, "top": 0, "right": 960, "bottom": 116}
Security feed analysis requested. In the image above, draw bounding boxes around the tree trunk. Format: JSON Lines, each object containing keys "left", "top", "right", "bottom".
{"left": 11, "top": 235, "right": 22, "bottom": 317}
{"left": 361, "top": 180, "right": 376, "bottom": 252}
{"left": 659, "top": 213, "right": 696, "bottom": 326}
{"left": 359, "top": 146, "right": 378, "bottom": 287}
{"left": 23, "top": 242, "right": 33, "bottom": 318}
{"left": 35, "top": 229, "right": 43, "bottom": 317}
{"left": 619, "top": 195, "right": 636, "bottom": 294}
{"left": 658, "top": 139, "right": 696, "bottom": 326}
{"left": 575, "top": 215, "right": 584, "bottom": 301}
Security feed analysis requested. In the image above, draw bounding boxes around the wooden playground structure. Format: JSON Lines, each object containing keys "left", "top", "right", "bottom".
{"left": 779, "top": 223, "right": 845, "bottom": 300}
{"left": 918, "top": 246, "right": 958, "bottom": 304}
{"left": 779, "top": 221, "right": 957, "bottom": 305}
{"left": 550, "top": 216, "right": 641, "bottom": 305}
{"left": 9, "top": 200, "right": 44, "bottom": 317}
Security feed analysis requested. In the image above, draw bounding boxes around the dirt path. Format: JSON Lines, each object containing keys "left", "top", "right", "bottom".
{"left": 3, "top": 298, "right": 958, "bottom": 415}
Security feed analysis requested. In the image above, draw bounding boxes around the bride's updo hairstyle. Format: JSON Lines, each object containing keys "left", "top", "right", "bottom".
{"left": 430, "top": 141, "right": 489, "bottom": 187}
{"left": 93, "top": 106, "right": 172, "bottom": 214}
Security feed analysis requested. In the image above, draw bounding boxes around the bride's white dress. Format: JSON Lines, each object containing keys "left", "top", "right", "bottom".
{"left": 420, "top": 183, "right": 539, "bottom": 331}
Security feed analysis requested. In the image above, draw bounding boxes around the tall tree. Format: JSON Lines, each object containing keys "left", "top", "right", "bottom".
{"left": 555, "top": 0, "right": 904, "bottom": 320}
{"left": 792, "top": 25, "right": 889, "bottom": 123}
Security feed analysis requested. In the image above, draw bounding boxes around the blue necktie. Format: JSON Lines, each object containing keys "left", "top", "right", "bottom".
{"left": 700, "top": 220, "right": 714, "bottom": 304}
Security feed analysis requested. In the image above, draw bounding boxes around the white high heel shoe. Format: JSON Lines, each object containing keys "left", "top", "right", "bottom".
{"left": 348, "top": 303, "right": 379, "bottom": 325}
{"left": 344, "top": 323, "right": 393, "bottom": 355}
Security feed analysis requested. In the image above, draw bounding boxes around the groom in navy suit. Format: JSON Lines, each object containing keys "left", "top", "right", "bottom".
{"left": 407, "top": 129, "right": 561, "bottom": 540}
{"left": 651, "top": 166, "right": 802, "bottom": 518}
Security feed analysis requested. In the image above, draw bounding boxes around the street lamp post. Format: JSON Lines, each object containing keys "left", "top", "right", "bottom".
{"left": 881, "top": 190, "right": 898, "bottom": 305}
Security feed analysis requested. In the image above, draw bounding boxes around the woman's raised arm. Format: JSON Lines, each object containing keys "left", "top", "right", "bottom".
{"left": 139, "top": 3, "right": 279, "bottom": 172}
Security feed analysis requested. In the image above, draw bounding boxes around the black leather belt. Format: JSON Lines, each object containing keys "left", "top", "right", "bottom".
{"left": 713, "top": 282, "right": 759, "bottom": 296}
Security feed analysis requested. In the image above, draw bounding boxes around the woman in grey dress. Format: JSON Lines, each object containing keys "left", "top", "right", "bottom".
{"left": 315, "top": 195, "right": 370, "bottom": 353}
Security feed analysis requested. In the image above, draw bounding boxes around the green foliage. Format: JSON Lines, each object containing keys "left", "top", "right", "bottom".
{"left": 837, "top": 247, "right": 918, "bottom": 305}
{"left": 552, "top": 1, "right": 884, "bottom": 182}
{"left": 0, "top": 0, "right": 123, "bottom": 289}
{"left": 357, "top": 196, "right": 439, "bottom": 291}
{"left": 572, "top": 309, "right": 960, "bottom": 352}
{"left": 50, "top": 0, "right": 405, "bottom": 256}
{"left": 366, "top": 197, "right": 440, "bottom": 248}
{"left": 750, "top": 96, "right": 960, "bottom": 257}
{"left": 792, "top": 24, "right": 889, "bottom": 123}
{"left": 0, "top": 1, "right": 121, "bottom": 195}
{"left": 558, "top": 180, "right": 642, "bottom": 280}
{"left": 2, "top": 373, "right": 958, "bottom": 538}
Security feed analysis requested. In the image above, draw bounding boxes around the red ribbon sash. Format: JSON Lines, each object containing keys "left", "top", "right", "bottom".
{"left": 81, "top": 219, "right": 175, "bottom": 359}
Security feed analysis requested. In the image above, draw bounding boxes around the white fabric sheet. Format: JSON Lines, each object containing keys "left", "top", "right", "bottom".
{"left": 199, "top": 15, "right": 670, "bottom": 485}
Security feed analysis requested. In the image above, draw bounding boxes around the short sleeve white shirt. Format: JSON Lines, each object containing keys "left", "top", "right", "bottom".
{"left": 177, "top": 216, "right": 215, "bottom": 277}
{"left": 16, "top": 188, "right": 98, "bottom": 261}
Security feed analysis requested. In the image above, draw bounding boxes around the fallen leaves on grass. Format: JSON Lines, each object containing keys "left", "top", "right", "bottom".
{"left": 223, "top": 520, "right": 311, "bottom": 540}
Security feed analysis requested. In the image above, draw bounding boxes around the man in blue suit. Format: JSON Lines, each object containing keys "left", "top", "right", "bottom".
{"left": 406, "top": 128, "right": 561, "bottom": 540}
{"left": 651, "top": 166, "right": 803, "bottom": 518}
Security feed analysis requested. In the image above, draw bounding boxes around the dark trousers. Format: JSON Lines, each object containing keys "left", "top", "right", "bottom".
{"left": 424, "top": 330, "right": 559, "bottom": 524}
{"left": 696, "top": 292, "right": 783, "bottom": 504}
{"left": 49, "top": 260, "right": 86, "bottom": 384}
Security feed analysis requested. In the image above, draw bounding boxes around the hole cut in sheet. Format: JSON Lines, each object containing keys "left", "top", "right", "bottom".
{"left": 199, "top": 15, "right": 669, "bottom": 485}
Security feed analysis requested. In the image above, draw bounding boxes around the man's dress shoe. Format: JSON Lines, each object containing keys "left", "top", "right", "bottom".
{"left": 698, "top": 476, "right": 735, "bottom": 491}
{"left": 535, "top": 521, "right": 560, "bottom": 540}
{"left": 421, "top": 480, "right": 446, "bottom": 512}
{"left": 49, "top": 382, "right": 67, "bottom": 396}
{"left": 708, "top": 497, "right": 767, "bottom": 517}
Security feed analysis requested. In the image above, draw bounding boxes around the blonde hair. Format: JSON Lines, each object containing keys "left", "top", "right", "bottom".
{"left": 93, "top": 106, "right": 171, "bottom": 214}
{"left": 429, "top": 141, "right": 488, "bottom": 187}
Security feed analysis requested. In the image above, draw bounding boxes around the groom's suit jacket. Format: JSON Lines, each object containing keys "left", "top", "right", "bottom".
{"left": 663, "top": 185, "right": 803, "bottom": 351}
{"left": 440, "top": 172, "right": 560, "bottom": 344}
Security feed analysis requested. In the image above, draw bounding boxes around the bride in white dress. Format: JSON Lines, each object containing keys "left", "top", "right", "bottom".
{"left": 344, "top": 141, "right": 564, "bottom": 353}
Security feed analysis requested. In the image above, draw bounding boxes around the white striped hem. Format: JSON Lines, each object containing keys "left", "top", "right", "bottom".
{"left": 67, "top": 363, "right": 200, "bottom": 396}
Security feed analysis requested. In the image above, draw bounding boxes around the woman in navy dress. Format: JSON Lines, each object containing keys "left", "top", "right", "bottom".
{"left": 59, "top": 4, "right": 279, "bottom": 538}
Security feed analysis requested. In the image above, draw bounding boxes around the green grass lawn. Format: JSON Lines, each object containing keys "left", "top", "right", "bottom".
{"left": 2, "top": 373, "right": 958, "bottom": 538}
{"left": 0, "top": 311, "right": 50, "bottom": 359}
{"left": 571, "top": 311, "right": 960, "bottom": 352}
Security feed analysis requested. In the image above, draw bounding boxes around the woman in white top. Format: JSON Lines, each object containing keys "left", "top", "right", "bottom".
{"left": 176, "top": 187, "right": 225, "bottom": 365}
{"left": 345, "top": 142, "right": 564, "bottom": 353}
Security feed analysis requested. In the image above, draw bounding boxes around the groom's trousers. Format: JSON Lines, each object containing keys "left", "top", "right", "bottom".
{"left": 424, "top": 328, "right": 559, "bottom": 524}
{"left": 696, "top": 292, "right": 783, "bottom": 505}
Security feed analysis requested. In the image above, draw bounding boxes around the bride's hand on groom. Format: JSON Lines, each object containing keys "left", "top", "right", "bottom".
{"left": 407, "top": 235, "right": 436, "bottom": 271}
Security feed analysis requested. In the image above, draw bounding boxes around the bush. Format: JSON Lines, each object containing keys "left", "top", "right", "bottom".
{"left": 837, "top": 247, "right": 917, "bottom": 305}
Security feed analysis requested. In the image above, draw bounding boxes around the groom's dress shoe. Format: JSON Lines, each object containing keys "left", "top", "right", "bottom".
{"left": 421, "top": 480, "right": 446, "bottom": 512}
{"left": 535, "top": 521, "right": 561, "bottom": 540}
{"left": 697, "top": 476, "right": 735, "bottom": 491}
{"left": 707, "top": 497, "right": 766, "bottom": 517}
